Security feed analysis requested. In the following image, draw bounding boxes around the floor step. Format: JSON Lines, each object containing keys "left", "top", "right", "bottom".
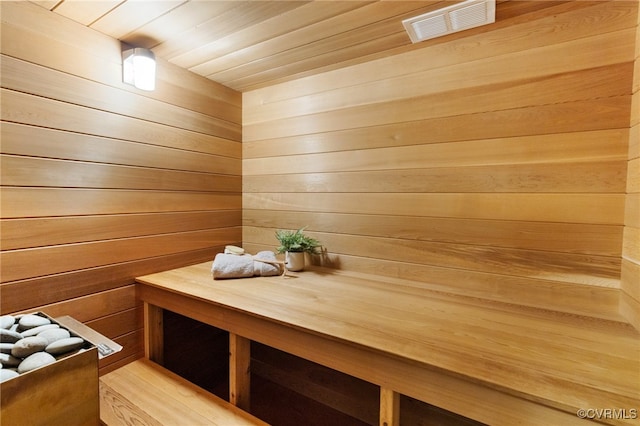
{"left": 100, "top": 358, "right": 269, "bottom": 426}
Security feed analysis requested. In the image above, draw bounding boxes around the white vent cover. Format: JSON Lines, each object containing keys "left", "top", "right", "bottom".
{"left": 403, "top": 0, "right": 496, "bottom": 43}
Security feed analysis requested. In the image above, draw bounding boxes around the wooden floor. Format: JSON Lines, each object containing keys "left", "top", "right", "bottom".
{"left": 99, "top": 358, "right": 268, "bottom": 426}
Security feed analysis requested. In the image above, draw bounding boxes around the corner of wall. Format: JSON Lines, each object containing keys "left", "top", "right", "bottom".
{"left": 620, "top": 4, "right": 640, "bottom": 332}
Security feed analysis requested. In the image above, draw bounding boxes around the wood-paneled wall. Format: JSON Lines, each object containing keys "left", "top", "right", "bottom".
{"left": 621, "top": 7, "right": 640, "bottom": 331}
{"left": 243, "top": 1, "right": 637, "bottom": 322}
{"left": 0, "top": 2, "right": 242, "bottom": 373}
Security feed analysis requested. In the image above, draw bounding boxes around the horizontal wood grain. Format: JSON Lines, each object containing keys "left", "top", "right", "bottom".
{"left": 244, "top": 28, "right": 635, "bottom": 126}
{"left": 31, "top": 1, "right": 630, "bottom": 91}
{"left": 2, "top": 122, "right": 240, "bottom": 172}
{"left": 1, "top": 89, "right": 240, "bottom": 155}
{"left": 0, "top": 12, "right": 636, "bottom": 425}
{"left": 243, "top": 210, "right": 622, "bottom": 256}
{"left": 243, "top": 193, "right": 625, "bottom": 225}
{"left": 235, "top": 1, "right": 634, "bottom": 91}
{"left": 182, "top": 2, "right": 369, "bottom": 72}
{"left": 0, "top": 247, "right": 224, "bottom": 314}
{"left": 89, "top": 0, "right": 193, "bottom": 41}
{"left": 86, "top": 307, "right": 143, "bottom": 344}
{"left": 150, "top": 1, "right": 310, "bottom": 61}
{"left": 243, "top": 161, "right": 626, "bottom": 193}
{"left": 0, "top": 2, "right": 245, "bottom": 395}
{"left": 98, "top": 329, "right": 145, "bottom": 374}
{"left": 1, "top": 188, "right": 240, "bottom": 218}
{"left": 244, "top": 59, "right": 633, "bottom": 126}
{"left": 207, "top": 2, "right": 447, "bottom": 85}
{"left": 244, "top": 124, "right": 628, "bottom": 160}
{"left": 249, "top": 242, "right": 623, "bottom": 321}
{"left": 1, "top": 2, "right": 240, "bottom": 117}
{"left": 1, "top": 155, "right": 241, "bottom": 192}
{"left": 33, "top": 285, "right": 138, "bottom": 323}
{"left": 1, "top": 54, "right": 240, "bottom": 135}
{"left": 243, "top": 132, "right": 628, "bottom": 174}
{"left": 244, "top": 94, "right": 631, "bottom": 142}
{"left": 240, "top": 0, "right": 635, "bottom": 339}
{"left": 100, "top": 358, "right": 269, "bottom": 426}
{"left": 2, "top": 211, "right": 240, "bottom": 250}
{"left": 1, "top": 227, "right": 240, "bottom": 282}
{"left": 335, "top": 254, "right": 621, "bottom": 317}
{"left": 242, "top": 1, "right": 634, "bottom": 103}
{"left": 244, "top": 226, "right": 620, "bottom": 287}
{"left": 40, "top": 0, "right": 126, "bottom": 27}
{"left": 1, "top": 2, "right": 121, "bottom": 84}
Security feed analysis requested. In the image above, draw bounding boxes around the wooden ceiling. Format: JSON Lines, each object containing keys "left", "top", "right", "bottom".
{"left": 32, "top": 0, "right": 520, "bottom": 91}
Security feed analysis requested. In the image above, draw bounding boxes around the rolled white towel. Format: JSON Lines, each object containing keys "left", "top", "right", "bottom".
{"left": 253, "top": 251, "right": 282, "bottom": 277}
{"left": 212, "top": 253, "right": 254, "bottom": 279}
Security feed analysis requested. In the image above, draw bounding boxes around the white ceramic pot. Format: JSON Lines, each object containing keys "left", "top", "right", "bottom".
{"left": 285, "top": 251, "right": 305, "bottom": 272}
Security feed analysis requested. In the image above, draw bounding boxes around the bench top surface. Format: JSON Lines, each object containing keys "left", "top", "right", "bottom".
{"left": 136, "top": 262, "right": 640, "bottom": 417}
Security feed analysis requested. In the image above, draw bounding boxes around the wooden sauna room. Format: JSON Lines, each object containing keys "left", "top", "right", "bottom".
{"left": 1, "top": 0, "right": 639, "bottom": 425}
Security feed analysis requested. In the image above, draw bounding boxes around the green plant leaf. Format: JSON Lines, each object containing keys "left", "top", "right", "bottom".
{"left": 275, "top": 227, "right": 321, "bottom": 254}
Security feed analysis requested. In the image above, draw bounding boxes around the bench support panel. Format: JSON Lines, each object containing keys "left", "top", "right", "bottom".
{"left": 144, "top": 302, "right": 164, "bottom": 364}
{"left": 230, "top": 333, "right": 252, "bottom": 410}
{"left": 380, "top": 387, "right": 400, "bottom": 426}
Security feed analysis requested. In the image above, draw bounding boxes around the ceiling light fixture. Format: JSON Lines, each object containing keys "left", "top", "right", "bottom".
{"left": 122, "top": 48, "right": 156, "bottom": 91}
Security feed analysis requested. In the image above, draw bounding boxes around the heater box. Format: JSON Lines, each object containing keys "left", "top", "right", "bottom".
{"left": 0, "top": 312, "right": 120, "bottom": 426}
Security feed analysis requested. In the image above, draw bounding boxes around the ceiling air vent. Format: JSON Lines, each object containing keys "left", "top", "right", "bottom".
{"left": 403, "top": 0, "right": 496, "bottom": 43}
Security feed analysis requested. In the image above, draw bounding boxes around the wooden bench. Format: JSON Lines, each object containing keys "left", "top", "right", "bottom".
{"left": 99, "top": 358, "right": 269, "bottom": 426}
{"left": 135, "top": 262, "right": 640, "bottom": 426}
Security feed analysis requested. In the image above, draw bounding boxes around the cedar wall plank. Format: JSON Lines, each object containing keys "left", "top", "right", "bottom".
{"left": 243, "top": 210, "right": 622, "bottom": 257}
{"left": 243, "top": 131, "right": 628, "bottom": 174}
{"left": 0, "top": 1, "right": 242, "bottom": 370}
{"left": 0, "top": 55, "right": 239, "bottom": 139}
{"left": 242, "top": 0, "right": 637, "bottom": 321}
{"left": 243, "top": 161, "right": 627, "bottom": 193}
{"left": 243, "top": 193, "right": 624, "bottom": 224}
{"left": 244, "top": 60, "right": 633, "bottom": 126}
{"left": 1, "top": 188, "right": 240, "bottom": 217}
{"left": 1, "top": 228, "right": 241, "bottom": 282}
{"left": 620, "top": 7, "right": 640, "bottom": 329}
{"left": 244, "top": 226, "right": 620, "bottom": 287}
{"left": 1, "top": 211, "right": 240, "bottom": 250}
{"left": 1, "top": 155, "right": 240, "bottom": 192}
{"left": 244, "top": 92, "right": 631, "bottom": 142}
{"left": 0, "top": 248, "right": 225, "bottom": 315}
{"left": 1, "top": 123, "right": 236, "bottom": 174}
{"left": 1, "top": 88, "right": 240, "bottom": 157}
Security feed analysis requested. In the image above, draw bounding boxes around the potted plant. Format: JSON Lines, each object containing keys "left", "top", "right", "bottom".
{"left": 275, "top": 227, "right": 321, "bottom": 272}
